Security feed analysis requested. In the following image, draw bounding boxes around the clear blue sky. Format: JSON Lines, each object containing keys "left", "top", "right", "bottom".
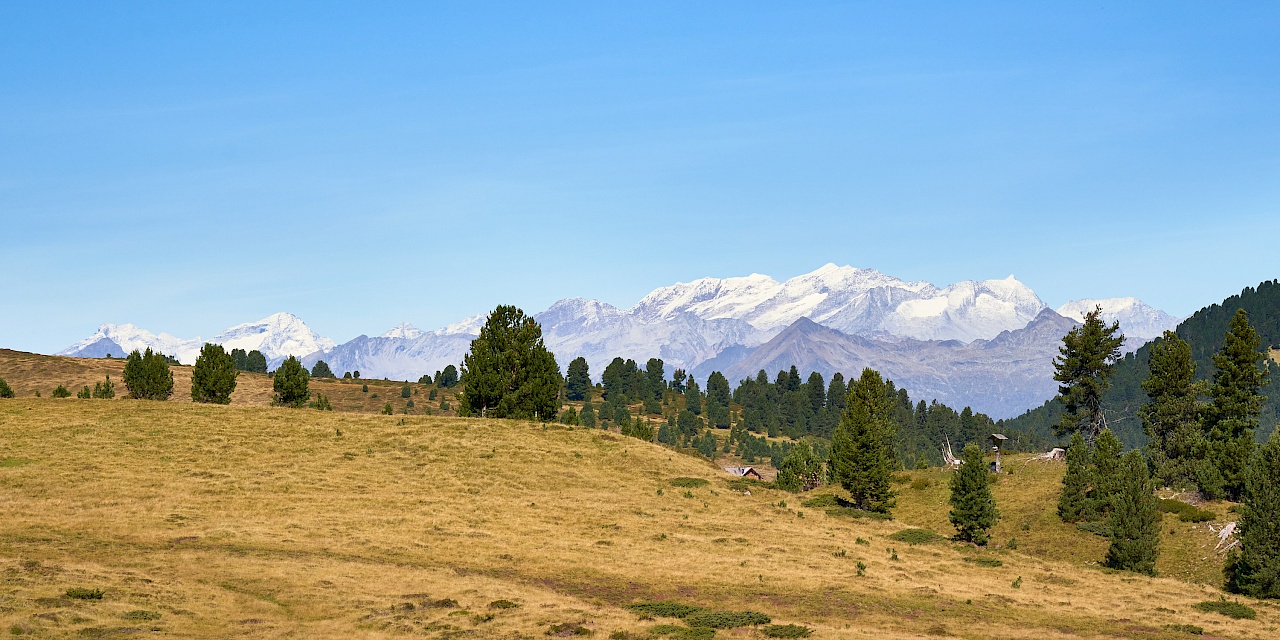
{"left": 3, "top": 2, "right": 1278, "bottom": 352}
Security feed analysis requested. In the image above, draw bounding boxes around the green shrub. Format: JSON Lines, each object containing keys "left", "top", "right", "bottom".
{"left": 311, "top": 393, "right": 333, "bottom": 411}
{"left": 763, "top": 624, "right": 812, "bottom": 638}
{"left": 91, "top": 376, "right": 115, "bottom": 399}
{"left": 440, "top": 400, "right": 451, "bottom": 411}
{"left": 888, "top": 529, "right": 941, "bottom": 545}
{"left": 1164, "top": 624, "right": 1203, "bottom": 635}
{"left": 910, "top": 478, "right": 931, "bottom": 491}
{"left": 76, "top": 386, "right": 91, "bottom": 399}
{"left": 429, "top": 388, "right": 438, "bottom": 400}
{"left": 0, "top": 378, "right": 13, "bottom": 398}
{"left": 362, "top": 384, "right": 369, "bottom": 393}
{"left": 121, "top": 610, "right": 161, "bottom": 621}
{"left": 682, "top": 611, "right": 770, "bottom": 629}
{"left": 51, "top": 385, "right": 71, "bottom": 398}
{"left": 65, "top": 588, "right": 103, "bottom": 600}
{"left": 401, "top": 385, "right": 411, "bottom": 398}
{"left": 648, "top": 626, "right": 714, "bottom": 640}
{"left": 272, "top": 356, "right": 310, "bottom": 408}
{"left": 670, "top": 477, "right": 710, "bottom": 488}
{"left": 191, "top": 343, "right": 238, "bottom": 404}
{"left": 381, "top": 402, "right": 393, "bottom": 415}
{"left": 962, "top": 557, "right": 1003, "bottom": 567}
{"left": 627, "top": 602, "right": 704, "bottom": 619}
{"left": 1193, "top": 598, "right": 1256, "bottom": 619}
{"left": 1076, "top": 521, "right": 1110, "bottom": 537}
{"left": 800, "top": 494, "right": 839, "bottom": 508}
{"left": 1157, "top": 499, "right": 1216, "bottom": 523}
{"left": 546, "top": 622, "right": 592, "bottom": 636}
{"left": 123, "top": 348, "right": 174, "bottom": 400}
{"left": 489, "top": 599, "right": 519, "bottom": 609}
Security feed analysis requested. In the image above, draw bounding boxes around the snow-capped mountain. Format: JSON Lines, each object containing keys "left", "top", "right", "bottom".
{"left": 381, "top": 323, "right": 425, "bottom": 340}
{"left": 632, "top": 264, "right": 1048, "bottom": 342}
{"left": 58, "top": 313, "right": 334, "bottom": 367}
{"left": 57, "top": 324, "right": 204, "bottom": 363}
{"left": 1057, "top": 298, "right": 1182, "bottom": 346}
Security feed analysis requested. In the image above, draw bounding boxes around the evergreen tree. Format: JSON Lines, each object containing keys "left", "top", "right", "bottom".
{"left": 76, "top": 385, "right": 91, "bottom": 399}
{"left": 565, "top": 357, "right": 591, "bottom": 401}
{"left": 1225, "top": 432, "right": 1280, "bottom": 598}
{"left": 670, "top": 369, "right": 687, "bottom": 393}
{"left": 51, "top": 385, "right": 71, "bottom": 398}
{"left": 645, "top": 358, "right": 665, "bottom": 401}
{"left": 685, "top": 379, "right": 703, "bottom": 415}
{"left": 775, "top": 441, "right": 826, "bottom": 492}
{"left": 191, "top": 343, "right": 238, "bottom": 404}
{"left": 401, "top": 384, "right": 411, "bottom": 398}
{"left": 805, "top": 371, "right": 826, "bottom": 416}
{"left": 1203, "top": 309, "right": 1269, "bottom": 500}
{"left": 245, "top": 350, "right": 268, "bottom": 374}
{"left": 1090, "top": 428, "right": 1124, "bottom": 520}
{"left": 272, "top": 356, "right": 311, "bottom": 408}
{"left": 231, "top": 348, "right": 248, "bottom": 371}
{"left": 437, "top": 365, "right": 459, "bottom": 388}
{"left": 1104, "top": 450, "right": 1160, "bottom": 575}
{"left": 418, "top": 373, "right": 431, "bottom": 385}
{"left": 1139, "top": 332, "right": 1205, "bottom": 489}
{"left": 0, "top": 377, "right": 13, "bottom": 399}
{"left": 1058, "top": 432, "right": 1092, "bottom": 522}
{"left": 123, "top": 348, "right": 174, "bottom": 400}
{"left": 92, "top": 375, "right": 115, "bottom": 399}
{"left": 310, "top": 360, "right": 335, "bottom": 378}
{"left": 826, "top": 373, "right": 847, "bottom": 412}
{"left": 828, "top": 368, "right": 897, "bottom": 513}
{"left": 580, "top": 398, "right": 597, "bottom": 428}
{"left": 560, "top": 406, "right": 579, "bottom": 426}
{"left": 949, "top": 443, "right": 999, "bottom": 545}
{"left": 705, "top": 371, "right": 731, "bottom": 428}
{"left": 459, "top": 305, "right": 562, "bottom": 420}
{"left": 1053, "top": 306, "right": 1125, "bottom": 442}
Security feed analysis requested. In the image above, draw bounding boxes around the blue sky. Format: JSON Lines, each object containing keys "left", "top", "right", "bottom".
{"left": 3, "top": 2, "right": 1278, "bottom": 352}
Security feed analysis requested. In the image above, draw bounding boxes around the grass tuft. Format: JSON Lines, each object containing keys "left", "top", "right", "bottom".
{"left": 1193, "top": 598, "right": 1256, "bottom": 619}
{"left": 669, "top": 477, "right": 709, "bottom": 488}
{"left": 64, "top": 588, "right": 104, "bottom": 600}
{"left": 887, "top": 528, "right": 941, "bottom": 545}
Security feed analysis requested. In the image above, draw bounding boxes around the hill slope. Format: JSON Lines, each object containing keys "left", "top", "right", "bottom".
{"left": 0, "top": 401, "right": 1273, "bottom": 639}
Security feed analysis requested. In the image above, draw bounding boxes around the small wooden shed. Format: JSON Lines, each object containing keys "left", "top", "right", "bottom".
{"left": 988, "top": 434, "right": 1009, "bottom": 473}
{"left": 724, "top": 466, "right": 763, "bottom": 480}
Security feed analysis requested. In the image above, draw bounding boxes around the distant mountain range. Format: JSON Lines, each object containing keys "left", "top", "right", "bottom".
{"left": 55, "top": 264, "right": 1183, "bottom": 417}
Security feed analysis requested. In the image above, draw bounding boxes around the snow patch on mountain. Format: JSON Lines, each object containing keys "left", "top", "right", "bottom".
{"left": 381, "top": 323, "right": 425, "bottom": 339}
{"left": 211, "top": 313, "right": 336, "bottom": 367}
{"left": 1056, "top": 298, "right": 1183, "bottom": 346}
{"left": 57, "top": 324, "right": 204, "bottom": 364}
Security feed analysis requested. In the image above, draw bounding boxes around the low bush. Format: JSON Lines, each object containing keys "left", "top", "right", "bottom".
{"left": 311, "top": 393, "right": 333, "bottom": 411}
{"left": 121, "top": 610, "right": 161, "bottom": 621}
{"left": 628, "top": 602, "right": 704, "bottom": 619}
{"left": 800, "top": 494, "right": 839, "bottom": 508}
{"left": 547, "top": 622, "right": 593, "bottom": 636}
{"left": 763, "top": 624, "right": 812, "bottom": 638}
{"left": 65, "top": 588, "right": 104, "bottom": 600}
{"left": 888, "top": 529, "right": 941, "bottom": 545}
{"left": 381, "top": 402, "right": 393, "bottom": 415}
{"left": 1193, "top": 598, "right": 1256, "bottom": 619}
{"left": 649, "top": 626, "right": 714, "bottom": 640}
{"left": 1157, "top": 499, "right": 1216, "bottom": 523}
{"left": 76, "top": 386, "right": 91, "bottom": 399}
{"left": 1164, "top": 624, "right": 1203, "bottom": 635}
{"left": 962, "top": 557, "right": 1003, "bottom": 567}
{"left": 670, "top": 477, "right": 709, "bottom": 488}
{"left": 51, "top": 385, "right": 71, "bottom": 398}
{"left": 683, "top": 610, "right": 770, "bottom": 629}
{"left": 910, "top": 478, "right": 931, "bottom": 491}
{"left": 1076, "top": 521, "right": 1110, "bottom": 537}
{"left": 0, "top": 378, "right": 13, "bottom": 398}
{"left": 489, "top": 599, "right": 519, "bottom": 609}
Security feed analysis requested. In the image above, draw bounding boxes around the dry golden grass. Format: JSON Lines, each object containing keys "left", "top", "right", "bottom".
{"left": 2, "top": 399, "right": 1277, "bottom": 639}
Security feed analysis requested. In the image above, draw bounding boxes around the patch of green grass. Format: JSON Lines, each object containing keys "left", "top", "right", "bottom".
{"left": 763, "top": 623, "right": 812, "bottom": 638}
{"left": 1075, "top": 521, "right": 1110, "bottom": 537}
{"left": 887, "top": 528, "right": 941, "bottom": 545}
{"left": 1157, "top": 499, "right": 1216, "bottom": 523}
{"left": 962, "top": 557, "right": 1003, "bottom": 568}
{"left": 0, "top": 458, "right": 35, "bottom": 468}
{"left": 1193, "top": 598, "right": 1256, "bottom": 619}
{"left": 682, "top": 610, "right": 770, "bottom": 629}
{"left": 628, "top": 602, "right": 705, "bottom": 619}
{"left": 649, "top": 626, "right": 715, "bottom": 640}
{"left": 489, "top": 599, "right": 519, "bottom": 609}
{"left": 121, "top": 610, "right": 161, "bottom": 621}
{"left": 800, "top": 494, "right": 838, "bottom": 508}
{"left": 65, "top": 587, "right": 104, "bottom": 600}
{"left": 670, "top": 477, "right": 709, "bottom": 488}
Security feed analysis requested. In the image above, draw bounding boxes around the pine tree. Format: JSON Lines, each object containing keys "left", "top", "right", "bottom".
{"left": 560, "top": 406, "right": 579, "bottom": 426}
{"left": 1058, "top": 432, "right": 1092, "bottom": 522}
{"left": 1053, "top": 306, "right": 1125, "bottom": 442}
{"left": 123, "top": 348, "right": 174, "bottom": 401}
{"left": 231, "top": 348, "right": 248, "bottom": 371}
{"left": 1090, "top": 428, "right": 1124, "bottom": 520}
{"left": 310, "top": 360, "right": 335, "bottom": 378}
{"left": 829, "top": 368, "right": 897, "bottom": 513}
{"left": 1104, "top": 450, "right": 1160, "bottom": 575}
{"left": 1139, "top": 332, "right": 1206, "bottom": 489}
{"left": 272, "top": 356, "right": 311, "bottom": 408}
{"left": 949, "top": 443, "right": 999, "bottom": 545}
{"left": 1225, "top": 432, "right": 1280, "bottom": 598}
{"left": 0, "top": 377, "right": 14, "bottom": 399}
{"left": 775, "top": 441, "right": 825, "bottom": 492}
{"left": 191, "top": 343, "right": 238, "bottom": 404}
{"left": 459, "top": 305, "right": 562, "bottom": 421}
{"left": 91, "top": 375, "right": 115, "bottom": 399}
{"left": 1203, "top": 309, "right": 1269, "bottom": 501}
{"left": 580, "top": 399, "right": 597, "bottom": 428}
{"left": 565, "top": 357, "right": 591, "bottom": 401}
{"left": 245, "top": 350, "right": 268, "bottom": 374}
{"left": 705, "top": 371, "right": 731, "bottom": 428}
{"left": 437, "top": 364, "right": 458, "bottom": 388}
{"left": 644, "top": 358, "right": 665, "bottom": 401}
{"left": 685, "top": 380, "right": 703, "bottom": 415}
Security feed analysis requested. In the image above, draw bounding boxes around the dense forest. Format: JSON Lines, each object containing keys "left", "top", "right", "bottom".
{"left": 1001, "top": 280, "right": 1280, "bottom": 449}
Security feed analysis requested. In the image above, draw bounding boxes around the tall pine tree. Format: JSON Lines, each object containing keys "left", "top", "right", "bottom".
{"left": 1202, "top": 309, "right": 1269, "bottom": 500}
{"left": 1053, "top": 306, "right": 1125, "bottom": 442}
{"left": 828, "top": 368, "right": 897, "bottom": 513}
{"left": 1225, "top": 431, "right": 1280, "bottom": 598}
{"left": 949, "top": 443, "right": 999, "bottom": 545}
{"left": 1139, "top": 332, "right": 1206, "bottom": 489}
{"left": 1104, "top": 450, "right": 1160, "bottom": 575}
{"left": 460, "top": 305, "right": 562, "bottom": 421}
{"left": 1058, "top": 432, "right": 1092, "bottom": 522}
{"left": 1090, "top": 428, "right": 1124, "bottom": 520}
{"left": 565, "top": 357, "right": 591, "bottom": 401}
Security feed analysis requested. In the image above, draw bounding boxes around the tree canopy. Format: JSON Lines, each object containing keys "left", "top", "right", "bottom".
{"left": 459, "top": 305, "right": 562, "bottom": 421}
{"left": 191, "top": 343, "right": 238, "bottom": 404}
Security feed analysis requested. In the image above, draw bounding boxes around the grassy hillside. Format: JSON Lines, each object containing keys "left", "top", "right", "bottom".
{"left": 1, "top": 400, "right": 1276, "bottom": 638}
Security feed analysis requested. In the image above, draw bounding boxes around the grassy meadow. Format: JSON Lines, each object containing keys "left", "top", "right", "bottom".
{"left": 0, "top": 354, "right": 1277, "bottom": 638}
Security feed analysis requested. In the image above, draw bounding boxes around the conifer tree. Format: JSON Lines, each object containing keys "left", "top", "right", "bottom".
{"left": 1225, "top": 432, "right": 1280, "bottom": 598}
{"left": 1202, "top": 309, "right": 1269, "bottom": 501}
{"left": 775, "top": 441, "right": 825, "bottom": 492}
{"left": 1105, "top": 450, "right": 1160, "bottom": 575}
{"left": 949, "top": 443, "right": 999, "bottom": 545}
{"left": 829, "top": 368, "right": 897, "bottom": 513}
{"left": 1053, "top": 306, "right": 1125, "bottom": 442}
{"left": 1139, "top": 331, "right": 1205, "bottom": 489}
{"left": 245, "top": 350, "right": 268, "bottom": 374}
{"left": 644, "top": 358, "right": 665, "bottom": 401}
{"left": 437, "top": 364, "right": 458, "bottom": 388}
{"left": 579, "top": 398, "right": 597, "bottom": 428}
{"left": 91, "top": 375, "right": 115, "bottom": 399}
{"left": 0, "top": 377, "right": 13, "bottom": 399}
{"left": 310, "top": 360, "right": 335, "bottom": 378}
{"left": 123, "top": 348, "right": 174, "bottom": 401}
{"left": 1090, "top": 428, "right": 1124, "bottom": 520}
{"left": 1058, "top": 432, "right": 1092, "bottom": 522}
{"left": 685, "top": 380, "right": 703, "bottom": 415}
{"left": 231, "top": 348, "right": 248, "bottom": 371}
{"left": 560, "top": 406, "right": 579, "bottom": 426}
{"left": 705, "top": 371, "right": 731, "bottom": 428}
{"left": 272, "top": 356, "right": 310, "bottom": 408}
{"left": 565, "top": 357, "right": 591, "bottom": 401}
{"left": 191, "top": 343, "right": 238, "bottom": 404}
{"left": 459, "top": 305, "right": 562, "bottom": 421}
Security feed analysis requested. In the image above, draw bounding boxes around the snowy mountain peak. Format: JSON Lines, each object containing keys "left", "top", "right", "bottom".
{"left": 210, "top": 313, "right": 335, "bottom": 365}
{"left": 1056, "top": 298, "right": 1182, "bottom": 344}
{"left": 433, "top": 314, "right": 486, "bottom": 337}
{"left": 381, "top": 322, "right": 425, "bottom": 339}
{"left": 57, "top": 323, "right": 203, "bottom": 363}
